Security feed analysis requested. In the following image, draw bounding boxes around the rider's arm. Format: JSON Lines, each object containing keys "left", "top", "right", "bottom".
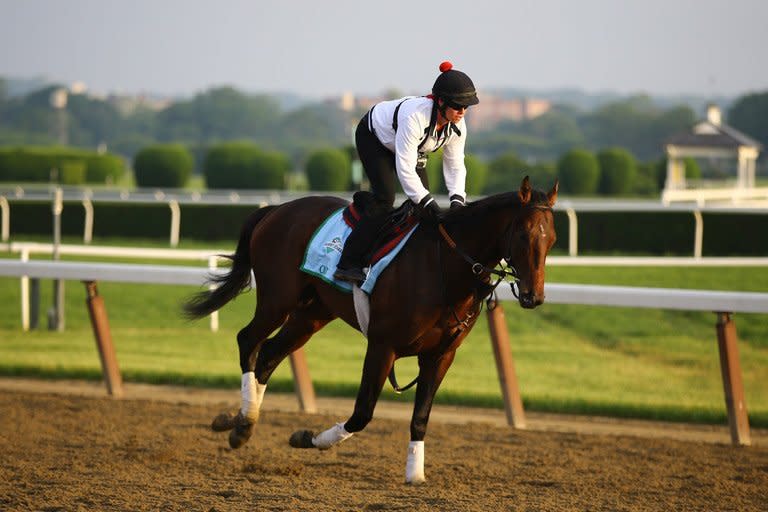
{"left": 442, "top": 120, "right": 468, "bottom": 203}
{"left": 394, "top": 113, "right": 431, "bottom": 205}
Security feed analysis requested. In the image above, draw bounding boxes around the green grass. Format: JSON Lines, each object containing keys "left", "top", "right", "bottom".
{"left": 0, "top": 246, "right": 766, "bottom": 427}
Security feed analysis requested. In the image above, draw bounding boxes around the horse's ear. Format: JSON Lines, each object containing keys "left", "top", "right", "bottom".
{"left": 547, "top": 180, "right": 559, "bottom": 207}
{"left": 518, "top": 176, "right": 532, "bottom": 205}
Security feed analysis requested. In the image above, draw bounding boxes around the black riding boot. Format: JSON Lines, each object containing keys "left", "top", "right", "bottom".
{"left": 334, "top": 215, "right": 385, "bottom": 284}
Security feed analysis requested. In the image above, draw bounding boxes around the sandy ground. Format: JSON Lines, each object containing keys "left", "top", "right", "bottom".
{"left": 1, "top": 378, "right": 767, "bottom": 512}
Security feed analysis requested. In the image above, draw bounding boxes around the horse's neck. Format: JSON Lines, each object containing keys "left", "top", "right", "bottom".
{"left": 446, "top": 207, "right": 515, "bottom": 266}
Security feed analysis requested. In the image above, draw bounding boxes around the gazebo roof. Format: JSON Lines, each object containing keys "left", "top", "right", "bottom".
{"left": 666, "top": 114, "right": 763, "bottom": 150}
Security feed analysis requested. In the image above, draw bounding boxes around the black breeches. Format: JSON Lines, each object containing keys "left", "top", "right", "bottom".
{"left": 355, "top": 114, "right": 429, "bottom": 216}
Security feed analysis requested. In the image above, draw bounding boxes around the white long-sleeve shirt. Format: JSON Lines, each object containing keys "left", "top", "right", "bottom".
{"left": 367, "top": 96, "right": 468, "bottom": 205}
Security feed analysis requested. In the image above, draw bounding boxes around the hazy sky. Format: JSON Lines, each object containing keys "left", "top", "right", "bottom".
{"left": 2, "top": 0, "right": 767, "bottom": 99}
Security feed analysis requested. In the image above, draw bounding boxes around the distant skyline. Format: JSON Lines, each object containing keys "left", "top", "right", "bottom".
{"left": 2, "top": 0, "right": 768, "bottom": 100}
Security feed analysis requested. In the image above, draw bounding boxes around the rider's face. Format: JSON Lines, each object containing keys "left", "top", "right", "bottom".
{"left": 440, "top": 100, "right": 468, "bottom": 124}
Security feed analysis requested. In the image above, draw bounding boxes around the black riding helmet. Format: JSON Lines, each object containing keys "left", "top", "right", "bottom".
{"left": 432, "top": 61, "right": 479, "bottom": 107}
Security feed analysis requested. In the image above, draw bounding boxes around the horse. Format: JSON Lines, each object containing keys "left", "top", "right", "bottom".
{"left": 183, "top": 176, "right": 558, "bottom": 484}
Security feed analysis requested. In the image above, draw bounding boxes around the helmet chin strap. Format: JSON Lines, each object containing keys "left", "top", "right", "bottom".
{"left": 435, "top": 97, "right": 450, "bottom": 127}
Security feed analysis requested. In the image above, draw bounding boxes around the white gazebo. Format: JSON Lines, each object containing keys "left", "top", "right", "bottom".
{"left": 662, "top": 105, "right": 765, "bottom": 205}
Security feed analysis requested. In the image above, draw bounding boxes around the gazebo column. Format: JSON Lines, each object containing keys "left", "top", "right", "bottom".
{"left": 665, "top": 154, "right": 686, "bottom": 190}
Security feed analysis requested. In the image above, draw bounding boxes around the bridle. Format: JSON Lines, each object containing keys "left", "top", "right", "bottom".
{"left": 437, "top": 204, "right": 554, "bottom": 299}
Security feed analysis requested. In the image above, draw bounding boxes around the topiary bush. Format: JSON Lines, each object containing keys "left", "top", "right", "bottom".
{"left": 133, "top": 144, "right": 193, "bottom": 188}
{"left": 304, "top": 148, "right": 351, "bottom": 191}
{"left": 0, "top": 146, "right": 125, "bottom": 184}
{"left": 597, "top": 147, "right": 637, "bottom": 196}
{"left": 557, "top": 149, "right": 600, "bottom": 195}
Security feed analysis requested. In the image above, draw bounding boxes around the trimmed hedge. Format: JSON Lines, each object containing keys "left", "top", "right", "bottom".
{"left": 0, "top": 146, "right": 125, "bottom": 184}
{"left": 558, "top": 149, "right": 600, "bottom": 196}
{"left": 597, "top": 148, "right": 637, "bottom": 196}
{"left": 133, "top": 144, "right": 193, "bottom": 188}
{"left": 5, "top": 201, "right": 766, "bottom": 256}
{"left": 204, "top": 142, "right": 289, "bottom": 189}
{"left": 305, "top": 149, "right": 351, "bottom": 191}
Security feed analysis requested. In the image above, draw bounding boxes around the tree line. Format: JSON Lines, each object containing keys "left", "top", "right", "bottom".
{"left": 1, "top": 77, "right": 766, "bottom": 197}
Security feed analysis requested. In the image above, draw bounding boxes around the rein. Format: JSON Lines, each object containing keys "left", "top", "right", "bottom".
{"left": 437, "top": 223, "right": 518, "bottom": 291}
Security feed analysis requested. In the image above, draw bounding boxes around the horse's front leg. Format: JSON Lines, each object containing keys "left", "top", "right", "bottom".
{"left": 406, "top": 349, "right": 457, "bottom": 484}
{"left": 290, "top": 342, "right": 395, "bottom": 450}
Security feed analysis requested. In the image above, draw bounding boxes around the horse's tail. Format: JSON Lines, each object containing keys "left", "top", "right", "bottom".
{"left": 183, "top": 205, "right": 278, "bottom": 319}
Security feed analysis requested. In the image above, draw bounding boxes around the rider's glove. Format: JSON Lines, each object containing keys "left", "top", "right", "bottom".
{"left": 418, "top": 194, "right": 443, "bottom": 224}
{"left": 449, "top": 194, "right": 466, "bottom": 210}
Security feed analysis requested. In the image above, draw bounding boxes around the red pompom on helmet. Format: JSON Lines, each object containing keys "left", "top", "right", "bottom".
{"left": 432, "top": 61, "right": 479, "bottom": 107}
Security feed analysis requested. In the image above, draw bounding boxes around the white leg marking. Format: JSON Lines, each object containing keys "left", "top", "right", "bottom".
{"left": 240, "top": 372, "right": 264, "bottom": 422}
{"left": 312, "top": 422, "right": 354, "bottom": 450}
{"left": 405, "top": 440, "right": 425, "bottom": 484}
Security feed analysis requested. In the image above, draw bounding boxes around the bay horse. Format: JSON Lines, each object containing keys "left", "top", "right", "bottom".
{"left": 183, "top": 176, "right": 558, "bottom": 484}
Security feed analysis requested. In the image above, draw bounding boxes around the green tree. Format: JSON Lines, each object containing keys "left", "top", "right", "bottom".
{"left": 305, "top": 148, "right": 351, "bottom": 191}
{"left": 728, "top": 92, "right": 768, "bottom": 151}
{"left": 557, "top": 149, "right": 600, "bottom": 195}
{"left": 597, "top": 147, "right": 637, "bottom": 195}
{"left": 484, "top": 152, "right": 529, "bottom": 194}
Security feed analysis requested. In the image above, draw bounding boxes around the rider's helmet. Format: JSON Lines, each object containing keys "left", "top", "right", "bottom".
{"left": 431, "top": 61, "right": 480, "bottom": 107}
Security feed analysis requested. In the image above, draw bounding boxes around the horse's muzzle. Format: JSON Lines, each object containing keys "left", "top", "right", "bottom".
{"left": 519, "top": 291, "right": 544, "bottom": 309}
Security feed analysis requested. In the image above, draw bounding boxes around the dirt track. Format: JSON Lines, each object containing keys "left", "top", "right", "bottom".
{"left": 1, "top": 381, "right": 767, "bottom": 511}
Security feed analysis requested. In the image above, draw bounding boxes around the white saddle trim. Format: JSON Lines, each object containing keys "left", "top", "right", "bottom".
{"left": 352, "top": 284, "right": 370, "bottom": 337}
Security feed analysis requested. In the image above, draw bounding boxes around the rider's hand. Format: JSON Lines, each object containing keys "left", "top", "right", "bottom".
{"left": 418, "top": 195, "right": 443, "bottom": 224}
{"left": 449, "top": 194, "right": 466, "bottom": 210}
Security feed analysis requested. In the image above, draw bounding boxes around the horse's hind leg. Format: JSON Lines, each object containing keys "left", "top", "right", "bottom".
{"left": 289, "top": 342, "right": 395, "bottom": 451}
{"left": 224, "top": 298, "right": 293, "bottom": 448}
{"left": 218, "top": 291, "right": 335, "bottom": 448}
{"left": 254, "top": 295, "right": 336, "bottom": 385}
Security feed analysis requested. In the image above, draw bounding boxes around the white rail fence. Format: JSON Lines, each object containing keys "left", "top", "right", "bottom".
{"left": 0, "top": 259, "right": 766, "bottom": 446}
{"left": 7, "top": 242, "right": 768, "bottom": 333}
{"left": 2, "top": 188, "right": 767, "bottom": 256}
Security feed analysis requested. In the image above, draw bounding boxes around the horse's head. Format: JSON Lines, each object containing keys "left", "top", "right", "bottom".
{"left": 504, "top": 176, "right": 558, "bottom": 309}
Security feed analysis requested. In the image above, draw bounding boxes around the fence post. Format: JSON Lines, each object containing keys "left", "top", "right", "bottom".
{"left": 565, "top": 208, "right": 578, "bottom": 257}
{"left": 289, "top": 349, "right": 317, "bottom": 413}
{"left": 715, "top": 312, "right": 750, "bottom": 446}
{"left": 693, "top": 210, "right": 703, "bottom": 259}
{"left": 0, "top": 196, "right": 9, "bottom": 242}
{"left": 169, "top": 200, "right": 180, "bottom": 247}
{"left": 84, "top": 281, "right": 123, "bottom": 397}
{"left": 486, "top": 300, "right": 527, "bottom": 428}
{"left": 82, "top": 197, "right": 94, "bottom": 244}
{"left": 208, "top": 255, "right": 219, "bottom": 332}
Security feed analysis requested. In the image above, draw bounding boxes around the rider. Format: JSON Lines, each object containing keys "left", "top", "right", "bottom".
{"left": 333, "top": 61, "right": 480, "bottom": 284}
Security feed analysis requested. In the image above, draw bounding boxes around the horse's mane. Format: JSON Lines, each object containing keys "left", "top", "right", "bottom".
{"left": 440, "top": 188, "right": 550, "bottom": 225}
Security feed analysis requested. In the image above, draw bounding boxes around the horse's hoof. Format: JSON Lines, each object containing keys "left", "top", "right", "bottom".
{"left": 227, "top": 412, "right": 254, "bottom": 449}
{"left": 229, "top": 422, "right": 254, "bottom": 449}
{"left": 211, "top": 412, "right": 236, "bottom": 432}
{"left": 289, "top": 430, "right": 315, "bottom": 449}
{"left": 405, "top": 477, "right": 426, "bottom": 486}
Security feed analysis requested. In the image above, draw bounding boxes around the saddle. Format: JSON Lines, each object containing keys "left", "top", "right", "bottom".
{"left": 342, "top": 191, "right": 419, "bottom": 266}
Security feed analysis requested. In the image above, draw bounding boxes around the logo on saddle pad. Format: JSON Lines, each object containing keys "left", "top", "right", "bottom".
{"left": 323, "top": 237, "right": 344, "bottom": 254}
